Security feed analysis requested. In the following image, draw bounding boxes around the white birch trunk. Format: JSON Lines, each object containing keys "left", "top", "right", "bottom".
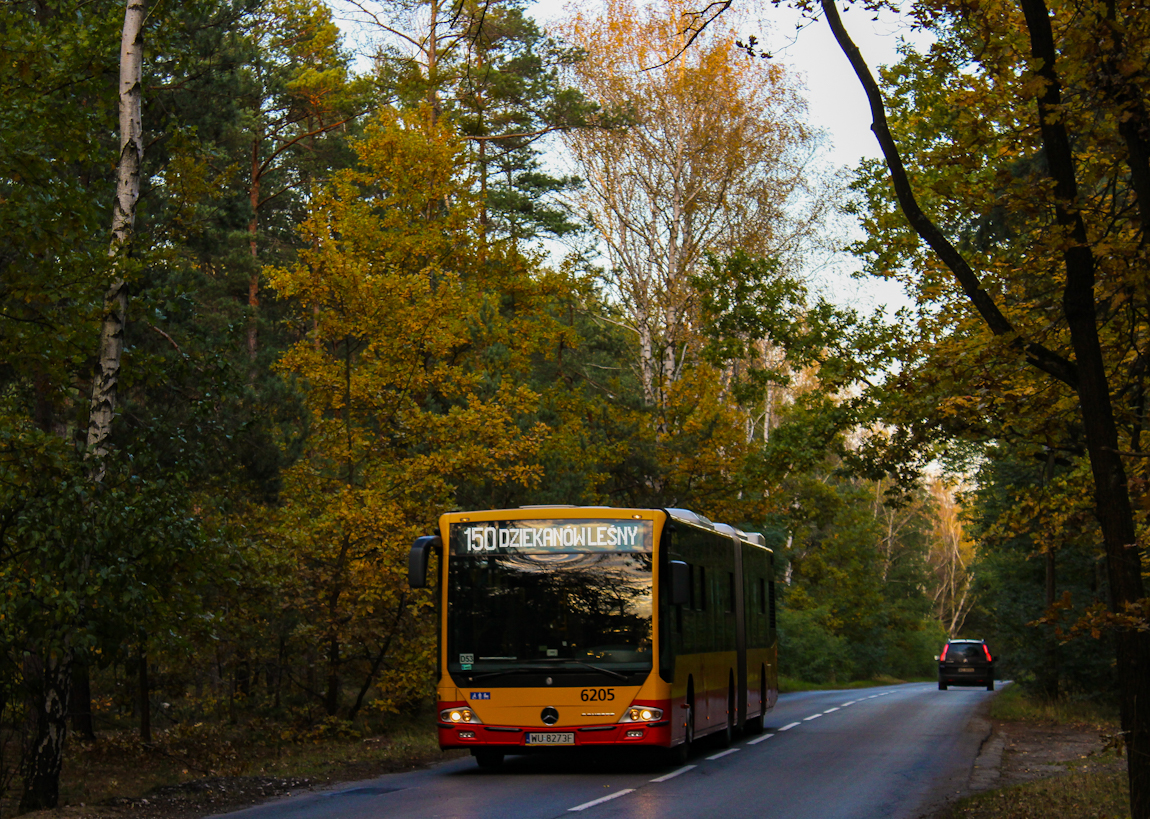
{"left": 87, "top": 0, "right": 145, "bottom": 478}
{"left": 22, "top": 8, "right": 146, "bottom": 809}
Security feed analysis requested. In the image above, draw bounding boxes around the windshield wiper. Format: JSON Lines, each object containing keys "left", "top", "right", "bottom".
{"left": 467, "top": 660, "right": 630, "bottom": 683}
{"left": 469, "top": 665, "right": 554, "bottom": 682}
{"left": 533, "top": 659, "right": 630, "bottom": 681}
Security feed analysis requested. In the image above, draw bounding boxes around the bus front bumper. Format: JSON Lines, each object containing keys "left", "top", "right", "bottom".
{"left": 438, "top": 720, "right": 674, "bottom": 749}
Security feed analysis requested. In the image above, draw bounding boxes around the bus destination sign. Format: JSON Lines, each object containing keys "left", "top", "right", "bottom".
{"left": 451, "top": 518, "right": 653, "bottom": 554}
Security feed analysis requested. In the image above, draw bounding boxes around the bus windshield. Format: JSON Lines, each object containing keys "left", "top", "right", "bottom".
{"left": 446, "top": 519, "right": 655, "bottom": 677}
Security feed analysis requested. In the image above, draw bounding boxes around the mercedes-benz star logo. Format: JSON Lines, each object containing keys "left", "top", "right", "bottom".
{"left": 541, "top": 707, "right": 560, "bottom": 725}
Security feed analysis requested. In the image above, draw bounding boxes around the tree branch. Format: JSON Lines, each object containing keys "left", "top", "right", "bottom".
{"left": 818, "top": 0, "right": 1079, "bottom": 390}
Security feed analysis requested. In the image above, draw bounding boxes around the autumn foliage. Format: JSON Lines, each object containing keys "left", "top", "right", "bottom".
{"left": 0, "top": 0, "right": 1094, "bottom": 813}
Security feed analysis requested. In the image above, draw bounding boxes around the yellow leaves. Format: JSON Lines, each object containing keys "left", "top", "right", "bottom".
{"left": 259, "top": 107, "right": 581, "bottom": 711}
{"left": 936, "top": 393, "right": 985, "bottom": 419}
{"left": 978, "top": 460, "right": 1097, "bottom": 561}
{"left": 1034, "top": 593, "right": 1150, "bottom": 643}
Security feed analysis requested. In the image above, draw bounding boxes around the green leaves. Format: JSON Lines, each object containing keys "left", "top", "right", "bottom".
{"left": 0, "top": 414, "right": 207, "bottom": 659}
{"left": 694, "top": 251, "right": 905, "bottom": 402}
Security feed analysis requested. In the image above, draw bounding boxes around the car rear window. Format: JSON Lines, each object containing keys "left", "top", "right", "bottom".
{"left": 945, "top": 644, "right": 986, "bottom": 663}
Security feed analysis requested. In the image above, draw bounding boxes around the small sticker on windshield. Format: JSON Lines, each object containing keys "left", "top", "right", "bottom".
{"left": 460, "top": 654, "right": 474, "bottom": 664}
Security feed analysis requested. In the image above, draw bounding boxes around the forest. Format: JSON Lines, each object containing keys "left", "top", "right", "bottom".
{"left": 1, "top": 0, "right": 1148, "bottom": 815}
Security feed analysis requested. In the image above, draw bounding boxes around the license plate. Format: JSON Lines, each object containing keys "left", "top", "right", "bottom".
{"left": 526, "top": 732, "right": 575, "bottom": 746}
{"left": 959, "top": 667, "right": 974, "bottom": 672}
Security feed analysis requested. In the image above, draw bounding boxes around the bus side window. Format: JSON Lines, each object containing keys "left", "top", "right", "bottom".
{"left": 769, "top": 580, "right": 777, "bottom": 630}
{"left": 759, "top": 578, "right": 767, "bottom": 615}
{"left": 727, "top": 572, "right": 735, "bottom": 614}
{"left": 697, "top": 566, "right": 707, "bottom": 612}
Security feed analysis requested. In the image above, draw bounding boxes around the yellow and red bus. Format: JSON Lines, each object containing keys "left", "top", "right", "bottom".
{"left": 408, "top": 506, "right": 777, "bottom": 768}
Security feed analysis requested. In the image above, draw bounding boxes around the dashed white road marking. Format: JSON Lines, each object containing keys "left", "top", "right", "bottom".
{"left": 572, "top": 685, "right": 897, "bottom": 809}
{"left": 650, "top": 765, "right": 695, "bottom": 782}
{"left": 569, "top": 789, "right": 635, "bottom": 812}
{"left": 566, "top": 691, "right": 907, "bottom": 810}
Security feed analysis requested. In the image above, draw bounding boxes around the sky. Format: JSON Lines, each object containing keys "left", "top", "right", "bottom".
{"left": 755, "top": 4, "right": 926, "bottom": 312}
{"left": 758, "top": 5, "right": 921, "bottom": 168}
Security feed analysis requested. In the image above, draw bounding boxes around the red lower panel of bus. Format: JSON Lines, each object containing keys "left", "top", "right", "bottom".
{"left": 438, "top": 722, "right": 674, "bottom": 749}
{"left": 437, "top": 700, "right": 675, "bottom": 750}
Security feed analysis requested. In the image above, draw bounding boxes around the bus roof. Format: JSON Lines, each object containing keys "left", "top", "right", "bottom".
{"left": 439, "top": 505, "right": 770, "bottom": 552}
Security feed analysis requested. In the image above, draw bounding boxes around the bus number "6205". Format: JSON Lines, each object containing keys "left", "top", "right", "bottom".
{"left": 581, "top": 688, "right": 615, "bottom": 702}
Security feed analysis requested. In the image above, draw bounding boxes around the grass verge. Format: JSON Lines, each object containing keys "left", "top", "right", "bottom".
{"left": 6, "top": 710, "right": 459, "bottom": 818}
{"left": 988, "top": 683, "right": 1119, "bottom": 729}
{"left": 937, "top": 768, "right": 1128, "bottom": 819}
{"left": 936, "top": 685, "right": 1127, "bottom": 819}
{"left": 778, "top": 674, "right": 932, "bottom": 693}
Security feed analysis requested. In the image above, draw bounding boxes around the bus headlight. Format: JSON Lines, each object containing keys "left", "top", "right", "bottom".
{"left": 619, "top": 706, "right": 663, "bottom": 723}
{"left": 440, "top": 707, "right": 484, "bottom": 724}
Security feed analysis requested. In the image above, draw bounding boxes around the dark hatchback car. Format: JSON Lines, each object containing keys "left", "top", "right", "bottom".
{"left": 938, "top": 639, "right": 995, "bottom": 691}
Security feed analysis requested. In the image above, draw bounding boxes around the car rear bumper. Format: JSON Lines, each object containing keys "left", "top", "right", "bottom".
{"left": 938, "top": 665, "right": 994, "bottom": 685}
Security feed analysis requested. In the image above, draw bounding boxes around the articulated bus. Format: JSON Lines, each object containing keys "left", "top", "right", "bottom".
{"left": 407, "top": 506, "right": 778, "bottom": 768}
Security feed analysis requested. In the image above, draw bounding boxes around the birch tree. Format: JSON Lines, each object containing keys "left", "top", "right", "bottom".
{"left": 559, "top": 0, "right": 832, "bottom": 414}
{"left": 85, "top": 0, "right": 145, "bottom": 476}
{"left": 19, "top": 4, "right": 145, "bottom": 809}
{"left": 927, "top": 478, "right": 973, "bottom": 637}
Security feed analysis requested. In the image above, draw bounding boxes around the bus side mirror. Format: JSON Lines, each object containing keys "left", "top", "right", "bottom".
{"left": 409, "top": 535, "right": 441, "bottom": 589}
{"left": 669, "top": 560, "right": 689, "bottom": 606}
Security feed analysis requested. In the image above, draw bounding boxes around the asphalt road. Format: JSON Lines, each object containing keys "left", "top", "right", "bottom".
{"left": 211, "top": 683, "right": 996, "bottom": 819}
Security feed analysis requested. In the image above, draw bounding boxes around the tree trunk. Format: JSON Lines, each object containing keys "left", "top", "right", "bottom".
{"left": 1041, "top": 453, "right": 1059, "bottom": 698}
{"left": 247, "top": 139, "right": 261, "bottom": 363}
{"left": 70, "top": 661, "right": 96, "bottom": 742}
{"left": 87, "top": 0, "right": 145, "bottom": 476}
{"left": 274, "top": 633, "right": 286, "bottom": 710}
{"left": 1041, "top": 547, "right": 1059, "bottom": 698}
{"left": 235, "top": 647, "right": 251, "bottom": 699}
{"left": 325, "top": 634, "right": 340, "bottom": 717}
{"left": 19, "top": 1, "right": 146, "bottom": 811}
{"left": 1017, "top": 0, "right": 1149, "bottom": 810}
{"left": 821, "top": 0, "right": 1150, "bottom": 813}
{"left": 19, "top": 652, "right": 73, "bottom": 813}
{"left": 347, "top": 597, "right": 407, "bottom": 722}
{"left": 137, "top": 641, "right": 151, "bottom": 742}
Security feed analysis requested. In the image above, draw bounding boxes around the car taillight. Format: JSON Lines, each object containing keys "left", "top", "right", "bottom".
{"left": 940, "top": 645, "right": 949, "bottom": 660}
{"left": 983, "top": 645, "right": 992, "bottom": 662}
